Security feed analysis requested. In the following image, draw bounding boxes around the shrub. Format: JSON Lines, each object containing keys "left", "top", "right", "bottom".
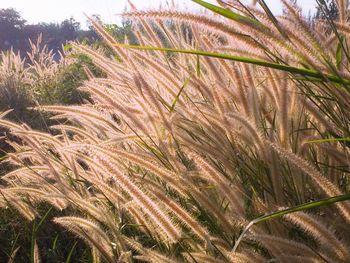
{"left": 0, "top": 35, "right": 92, "bottom": 126}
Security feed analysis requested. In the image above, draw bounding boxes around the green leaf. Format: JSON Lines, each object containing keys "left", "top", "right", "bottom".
{"left": 232, "top": 192, "right": 350, "bottom": 252}
{"left": 114, "top": 43, "right": 350, "bottom": 85}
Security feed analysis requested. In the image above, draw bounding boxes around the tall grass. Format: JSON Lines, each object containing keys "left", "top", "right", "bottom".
{"left": 1, "top": 0, "right": 350, "bottom": 262}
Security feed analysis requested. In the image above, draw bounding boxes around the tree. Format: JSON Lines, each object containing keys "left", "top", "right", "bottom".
{"left": 0, "top": 8, "right": 26, "bottom": 50}
{"left": 0, "top": 8, "right": 26, "bottom": 29}
{"left": 60, "top": 17, "right": 80, "bottom": 41}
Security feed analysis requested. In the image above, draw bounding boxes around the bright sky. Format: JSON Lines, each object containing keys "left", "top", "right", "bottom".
{"left": 0, "top": 0, "right": 317, "bottom": 29}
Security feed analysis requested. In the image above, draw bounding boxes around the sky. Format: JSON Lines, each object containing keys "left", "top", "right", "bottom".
{"left": 0, "top": 0, "right": 317, "bottom": 29}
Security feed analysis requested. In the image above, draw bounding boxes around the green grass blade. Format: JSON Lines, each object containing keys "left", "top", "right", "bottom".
{"left": 170, "top": 76, "right": 191, "bottom": 113}
{"left": 114, "top": 43, "right": 350, "bottom": 85}
{"left": 31, "top": 207, "right": 52, "bottom": 263}
{"left": 196, "top": 55, "right": 201, "bottom": 77}
{"left": 52, "top": 234, "right": 59, "bottom": 251}
{"left": 31, "top": 224, "right": 36, "bottom": 263}
{"left": 306, "top": 137, "right": 350, "bottom": 144}
{"left": 191, "top": 0, "right": 265, "bottom": 29}
{"left": 65, "top": 241, "right": 78, "bottom": 263}
{"left": 34, "top": 207, "right": 53, "bottom": 233}
{"left": 336, "top": 35, "right": 344, "bottom": 69}
{"left": 233, "top": 192, "right": 350, "bottom": 252}
{"left": 257, "top": 0, "right": 289, "bottom": 39}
